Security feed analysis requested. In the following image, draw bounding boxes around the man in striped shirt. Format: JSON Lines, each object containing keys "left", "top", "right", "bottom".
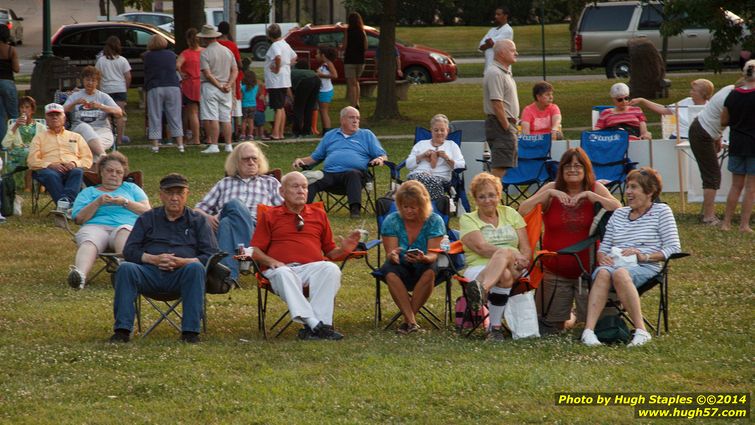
{"left": 195, "top": 142, "right": 283, "bottom": 281}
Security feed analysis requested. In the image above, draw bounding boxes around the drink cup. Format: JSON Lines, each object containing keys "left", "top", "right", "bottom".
{"left": 358, "top": 229, "right": 369, "bottom": 243}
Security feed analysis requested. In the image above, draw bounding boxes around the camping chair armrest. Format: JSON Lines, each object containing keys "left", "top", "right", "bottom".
{"left": 383, "top": 160, "right": 403, "bottom": 180}
{"left": 625, "top": 161, "right": 638, "bottom": 172}
{"left": 50, "top": 210, "right": 77, "bottom": 238}
{"left": 556, "top": 235, "right": 599, "bottom": 256}
{"left": 658, "top": 252, "right": 690, "bottom": 273}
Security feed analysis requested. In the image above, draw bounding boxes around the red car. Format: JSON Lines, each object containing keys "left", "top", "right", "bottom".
{"left": 284, "top": 24, "right": 457, "bottom": 84}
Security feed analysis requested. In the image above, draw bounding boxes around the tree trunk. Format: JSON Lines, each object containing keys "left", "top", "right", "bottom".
{"left": 112, "top": 0, "right": 125, "bottom": 15}
{"left": 174, "top": 0, "right": 206, "bottom": 53}
{"left": 372, "top": 0, "right": 401, "bottom": 121}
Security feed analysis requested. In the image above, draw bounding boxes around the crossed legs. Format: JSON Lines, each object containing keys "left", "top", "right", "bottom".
{"left": 384, "top": 269, "right": 435, "bottom": 326}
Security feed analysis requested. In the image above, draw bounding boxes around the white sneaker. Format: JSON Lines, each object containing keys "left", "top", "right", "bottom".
{"left": 627, "top": 328, "right": 652, "bottom": 347}
{"left": 224, "top": 143, "right": 234, "bottom": 153}
{"left": 67, "top": 266, "right": 86, "bottom": 290}
{"left": 201, "top": 145, "right": 220, "bottom": 154}
{"left": 581, "top": 329, "right": 603, "bottom": 346}
{"left": 177, "top": 145, "right": 185, "bottom": 153}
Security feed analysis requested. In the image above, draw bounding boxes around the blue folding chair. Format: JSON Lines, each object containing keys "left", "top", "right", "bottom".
{"left": 385, "top": 127, "right": 470, "bottom": 213}
{"left": 367, "top": 195, "right": 462, "bottom": 329}
{"left": 580, "top": 130, "right": 636, "bottom": 200}
{"left": 501, "top": 133, "right": 558, "bottom": 207}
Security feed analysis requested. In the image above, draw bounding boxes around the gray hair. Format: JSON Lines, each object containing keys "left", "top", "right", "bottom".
{"left": 430, "top": 113, "right": 449, "bottom": 128}
{"left": 340, "top": 106, "right": 359, "bottom": 119}
{"left": 743, "top": 59, "right": 755, "bottom": 82}
{"left": 610, "top": 82, "right": 630, "bottom": 98}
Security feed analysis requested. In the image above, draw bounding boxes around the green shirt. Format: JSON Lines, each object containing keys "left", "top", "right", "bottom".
{"left": 459, "top": 205, "right": 525, "bottom": 268}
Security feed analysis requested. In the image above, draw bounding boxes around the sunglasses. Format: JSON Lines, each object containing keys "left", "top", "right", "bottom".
{"left": 615, "top": 96, "right": 631, "bottom": 102}
{"left": 296, "top": 214, "right": 304, "bottom": 231}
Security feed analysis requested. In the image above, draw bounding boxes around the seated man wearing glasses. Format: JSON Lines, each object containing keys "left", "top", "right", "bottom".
{"left": 292, "top": 106, "right": 387, "bottom": 218}
{"left": 195, "top": 142, "right": 282, "bottom": 283}
{"left": 251, "top": 171, "right": 361, "bottom": 340}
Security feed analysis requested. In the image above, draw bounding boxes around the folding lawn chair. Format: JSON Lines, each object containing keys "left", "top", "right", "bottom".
{"left": 384, "top": 126, "right": 471, "bottom": 213}
{"left": 303, "top": 163, "right": 379, "bottom": 216}
{"left": 501, "top": 134, "right": 558, "bottom": 208}
{"left": 580, "top": 130, "right": 636, "bottom": 201}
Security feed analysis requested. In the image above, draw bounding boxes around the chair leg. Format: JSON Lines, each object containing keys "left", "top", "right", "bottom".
{"left": 141, "top": 298, "right": 183, "bottom": 337}
{"left": 374, "top": 277, "right": 382, "bottom": 327}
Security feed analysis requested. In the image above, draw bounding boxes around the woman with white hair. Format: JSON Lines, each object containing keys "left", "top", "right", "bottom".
{"left": 143, "top": 34, "right": 184, "bottom": 153}
{"left": 595, "top": 82, "right": 652, "bottom": 140}
{"left": 405, "top": 114, "right": 465, "bottom": 200}
{"left": 630, "top": 79, "right": 714, "bottom": 139}
{"left": 720, "top": 60, "right": 755, "bottom": 233}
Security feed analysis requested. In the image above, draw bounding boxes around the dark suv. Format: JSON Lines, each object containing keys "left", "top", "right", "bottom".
{"left": 51, "top": 21, "right": 175, "bottom": 87}
{"left": 571, "top": 1, "right": 743, "bottom": 78}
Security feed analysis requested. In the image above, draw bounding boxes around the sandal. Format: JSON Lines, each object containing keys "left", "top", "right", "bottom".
{"left": 396, "top": 322, "right": 410, "bottom": 335}
{"left": 701, "top": 217, "right": 721, "bottom": 226}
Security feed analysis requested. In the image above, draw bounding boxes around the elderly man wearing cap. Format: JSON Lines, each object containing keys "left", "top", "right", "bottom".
{"left": 110, "top": 173, "right": 218, "bottom": 344}
{"left": 197, "top": 24, "right": 238, "bottom": 154}
{"left": 26, "top": 103, "right": 93, "bottom": 204}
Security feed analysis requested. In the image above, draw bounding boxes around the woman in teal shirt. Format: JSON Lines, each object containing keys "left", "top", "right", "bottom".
{"left": 379, "top": 181, "right": 445, "bottom": 334}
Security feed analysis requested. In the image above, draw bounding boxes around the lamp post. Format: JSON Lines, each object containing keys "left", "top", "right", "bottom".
{"left": 540, "top": 0, "right": 546, "bottom": 80}
{"left": 42, "top": 0, "right": 52, "bottom": 57}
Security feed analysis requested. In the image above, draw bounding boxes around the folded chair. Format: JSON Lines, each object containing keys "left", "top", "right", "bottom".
{"left": 238, "top": 203, "right": 369, "bottom": 339}
{"left": 368, "top": 195, "right": 461, "bottom": 330}
{"left": 501, "top": 134, "right": 558, "bottom": 208}
{"left": 580, "top": 130, "right": 636, "bottom": 201}
{"left": 134, "top": 252, "right": 232, "bottom": 338}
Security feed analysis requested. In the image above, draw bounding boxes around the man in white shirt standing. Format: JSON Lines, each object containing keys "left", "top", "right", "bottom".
{"left": 478, "top": 6, "right": 514, "bottom": 71}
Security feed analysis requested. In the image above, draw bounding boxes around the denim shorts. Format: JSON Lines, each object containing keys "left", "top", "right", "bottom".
{"left": 254, "top": 111, "right": 266, "bottom": 127}
{"left": 592, "top": 264, "right": 659, "bottom": 289}
{"left": 727, "top": 155, "right": 755, "bottom": 175}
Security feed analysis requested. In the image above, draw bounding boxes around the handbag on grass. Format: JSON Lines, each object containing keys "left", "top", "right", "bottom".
{"left": 503, "top": 290, "right": 541, "bottom": 339}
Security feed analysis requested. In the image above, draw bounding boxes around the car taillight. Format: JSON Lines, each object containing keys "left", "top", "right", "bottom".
{"left": 6, "top": 22, "right": 11, "bottom": 30}
{"left": 575, "top": 34, "right": 582, "bottom": 52}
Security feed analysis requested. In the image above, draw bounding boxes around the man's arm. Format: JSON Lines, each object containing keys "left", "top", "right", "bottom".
{"left": 491, "top": 99, "right": 510, "bottom": 130}
{"left": 292, "top": 155, "right": 316, "bottom": 169}
{"left": 123, "top": 214, "right": 148, "bottom": 263}
{"left": 325, "top": 230, "right": 361, "bottom": 260}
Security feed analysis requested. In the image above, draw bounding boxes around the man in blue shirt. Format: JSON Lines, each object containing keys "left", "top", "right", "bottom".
{"left": 292, "top": 106, "right": 387, "bottom": 218}
{"left": 110, "top": 173, "right": 218, "bottom": 344}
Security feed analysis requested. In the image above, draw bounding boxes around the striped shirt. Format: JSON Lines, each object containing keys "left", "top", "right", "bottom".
{"left": 598, "top": 203, "right": 681, "bottom": 272}
{"left": 195, "top": 174, "right": 283, "bottom": 220}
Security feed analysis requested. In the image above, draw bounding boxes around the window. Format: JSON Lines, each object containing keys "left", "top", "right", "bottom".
{"left": 367, "top": 34, "right": 379, "bottom": 49}
{"left": 211, "top": 11, "right": 224, "bottom": 26}
{"left": 638, "top": 5, "right": 663, "bottom": 30}
{"left": 301, "top": 31, "right": 343, "bottom": 47}
{"left": 60, "top": 30, "right": 90, "bottom": 46}
{"left": 580, "top": 5, "right": 634, "bottom": 31}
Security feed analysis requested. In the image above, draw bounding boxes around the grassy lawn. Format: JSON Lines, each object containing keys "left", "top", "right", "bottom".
{"left": 456, "top": 60, "right": 602, "bottom": 78}
{"left": 397, "top": 23, "right": 572, "bottom": 57}
{"left": 2, "top": 72, "right": 752, "bottom": 423}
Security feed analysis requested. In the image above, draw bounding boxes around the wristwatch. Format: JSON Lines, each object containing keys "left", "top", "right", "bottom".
{"left": 123, "top": 199, "right": 130, "bottom": 207}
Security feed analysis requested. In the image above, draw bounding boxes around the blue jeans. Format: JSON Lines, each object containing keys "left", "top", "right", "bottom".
{"left": 32, "top": 167, "right": 84, "bottom": 203}
{"left": 0, "top": 79, "right": 19, "bottom": 140}
{"left": 113, "top": 261, "right": 206, "bottom": 333}
{"left": 216, "top": 199, "right": 255, "bottom": 279}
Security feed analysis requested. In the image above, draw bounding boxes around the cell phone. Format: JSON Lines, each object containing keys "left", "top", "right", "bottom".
{"left": 405, "top": 248, "right": 422, "bottom": 256}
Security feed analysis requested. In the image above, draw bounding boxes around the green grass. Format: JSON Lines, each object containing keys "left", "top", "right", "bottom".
{"left": 2, "top": 74, "right": 752, "bottom": 423}
{"left": 456, "top": 60, "right": 602, "bottom": 78}
{"left": 396, "top": 23, "right": 572, "bottom": 57}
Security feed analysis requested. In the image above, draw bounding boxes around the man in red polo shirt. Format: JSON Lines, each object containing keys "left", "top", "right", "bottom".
{"left": 251, "top": 171, "right": 360, "bottom": 340}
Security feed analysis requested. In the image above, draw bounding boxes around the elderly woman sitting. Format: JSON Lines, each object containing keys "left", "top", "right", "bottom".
{"left": 405, "top": 113, "right": 465, "bottom": 201}
{"left": 63, "top": 66, "right": 123, "bottom": 161}
{"left": 581, "top": 167, "right": 681, "bottom": 347}
{"left": 68, "top": 152, "right": 150, "bottom": 289}
{"left": 595, "top": 82, "right": 651, "bottom": 141}
{"left": 461, "top": 173, "right": 532, "bottom": 340}
{"left": 379, "top": 181, "right": 446, "bottom": 334}
{"left": 630, "top": 78, "right": 714, "bottom": 139}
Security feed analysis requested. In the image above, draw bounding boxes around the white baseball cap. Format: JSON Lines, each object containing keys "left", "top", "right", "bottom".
{"left": 44, "top": 103, "right": 64, "bottom": 114}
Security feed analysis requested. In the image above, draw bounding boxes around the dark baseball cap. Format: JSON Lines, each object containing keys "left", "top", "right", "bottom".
{"left": 159, "top": 173, "right": 189, "bottom": 190}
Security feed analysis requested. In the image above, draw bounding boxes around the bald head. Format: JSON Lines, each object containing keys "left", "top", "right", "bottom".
{"left": 493, "top": 39, "right": 517, "bottom": 67}
{"left": 280, "top": 171, "right": 309, "bottom": 210}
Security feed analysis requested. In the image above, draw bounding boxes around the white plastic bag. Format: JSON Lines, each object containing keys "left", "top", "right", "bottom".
{"left": 14, "top": 195, "right": 23, "bottom": 216}
{"left": 504, "top": 290, "right": 540, "bottom": 339}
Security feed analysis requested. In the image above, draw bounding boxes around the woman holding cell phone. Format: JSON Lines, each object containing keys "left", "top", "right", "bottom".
{"left": 377, "top": 181, "right": 446, "bottom": 334}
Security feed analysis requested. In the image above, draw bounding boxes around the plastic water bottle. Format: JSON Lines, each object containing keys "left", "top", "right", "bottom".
{"left": 440, "top": 235, "right": 451, "bottom": 252}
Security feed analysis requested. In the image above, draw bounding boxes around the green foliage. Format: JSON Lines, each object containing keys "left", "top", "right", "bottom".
{"left": 238, "top": 0, "right": 273, "bottom": 25}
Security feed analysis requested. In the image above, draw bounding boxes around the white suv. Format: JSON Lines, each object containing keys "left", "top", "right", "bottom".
{"left": 571, "top": 1, "right": 743, "bottom": 78}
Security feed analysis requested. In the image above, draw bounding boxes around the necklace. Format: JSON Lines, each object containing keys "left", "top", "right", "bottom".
{"left": 629, "top": 203, "right": 653, "bottom": 221}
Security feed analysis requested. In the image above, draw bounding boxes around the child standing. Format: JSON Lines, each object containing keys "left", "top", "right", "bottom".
{"left": 316, "top": 47, "right": 338, "bottom": 133}
{"left": 254, "top": 82, "right": 269, "bottom": 140}
{"left": 240, "top": 69, "right": 258, "bottom": 141}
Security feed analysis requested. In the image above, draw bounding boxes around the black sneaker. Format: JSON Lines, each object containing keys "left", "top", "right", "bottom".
{"left": 313, "top": 322, "right": 344, "bottom": 340}
{"left": 349, "top": 204, "right": 361, "bottom": 219}
{"left": 181, "top": 332, "right": 201, "bottom": 344}
{"left": 298, "top": 325, "right": 321, "bottom": 340}
{"left": 109, "top": 329, "right": 130, "bottom": 343}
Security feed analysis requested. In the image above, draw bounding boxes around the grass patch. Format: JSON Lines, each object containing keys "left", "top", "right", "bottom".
{"left": 457, "top": 60, "right": 602, "bottom": 78}
{"left": 1, "top": 133, "right": 753, "bottom": 422}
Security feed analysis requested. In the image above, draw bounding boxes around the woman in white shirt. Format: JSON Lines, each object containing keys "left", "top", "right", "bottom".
{"left": 405, "top": 114, "right": 465, "bottom": 200}
{"left": 630, "top": 79, "right": 714, "bottom": 139}
{"left": 95, "top": 36, "right": 131, "bottom": 146}
{"left": 263, "top": 23, "right": 297, "bottom": 140}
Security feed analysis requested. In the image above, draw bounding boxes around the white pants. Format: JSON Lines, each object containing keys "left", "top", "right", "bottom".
{"left": 263, "top": 261, "right": 341, "bottom": 326}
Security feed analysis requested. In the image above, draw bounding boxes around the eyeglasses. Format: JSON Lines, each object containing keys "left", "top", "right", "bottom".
{"left": 615, "top": 96, "right": 631, "bottom": 102}
{"left": 240, "top": 155, "right": 258, "bottom": 163}
{"left": 563, "top": 163, "right": 585, "bottom": 171}
{"left": 295, "top": 214, "right": 304, "bottom": 231}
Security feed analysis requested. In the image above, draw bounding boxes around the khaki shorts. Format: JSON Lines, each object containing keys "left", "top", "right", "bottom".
{"left": 485, "top": 115, "right": 518, "bottom": 169}
{"left": 75, "top": 224, "right": 132, "bottom": 253}
{"left": 199, "top": 83, "right": 233, "bottom": 122}
{"left": 536, "top": 270, "right": 588, "bottom": 324}
{"left": 344, "top": 63, "right": 365, "bottom": 79}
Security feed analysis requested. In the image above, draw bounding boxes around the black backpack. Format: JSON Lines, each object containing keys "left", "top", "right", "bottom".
{"left": 594, "top": 313, "right": 631, "bottom": 344}
{"left": 0, "top": 175, "right": 15, "bottom": 217}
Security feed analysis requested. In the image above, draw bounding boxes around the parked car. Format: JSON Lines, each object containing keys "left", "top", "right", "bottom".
{"left": 204, "top": 7, "right": 298, "bottom": 61}
{"left": 51, "top": 21, "right": 175, "bottom": 87}
{"left": 116, "top": 12, "right": 174, "bottom": 33}
{"left": 571, "top": 1, "right": 743, "bottom": 78}
{"left": 285, "top": 24, "right": 457, "bottom": 84}
{"left": 0, "top": 8, "right": 23, "bottom": 45}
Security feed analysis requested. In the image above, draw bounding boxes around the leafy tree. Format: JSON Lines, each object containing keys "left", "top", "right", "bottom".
{"left": 99, "top": 0, "right": 153, "bottom": 15}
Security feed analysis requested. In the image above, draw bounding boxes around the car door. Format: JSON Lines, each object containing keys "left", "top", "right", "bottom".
{"left": 9, "top": 9, "right": 22, "bottom": 42}
{"left": 679, "top": 22, "right": 711, "bottom": 64}
{"left": 635, "top": 4, "right": 684, "bottom": 64}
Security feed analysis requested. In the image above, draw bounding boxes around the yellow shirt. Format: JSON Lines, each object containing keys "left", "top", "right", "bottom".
{"left": 27, "top": 128, "right": 93, "bottom": 170}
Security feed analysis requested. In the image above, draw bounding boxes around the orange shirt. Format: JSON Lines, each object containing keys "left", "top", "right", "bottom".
{"left": 27, "top": 128, "right": 92, "bottom": 170}
{"left": 251, "top": 204, "right": 336, "bottom": 266}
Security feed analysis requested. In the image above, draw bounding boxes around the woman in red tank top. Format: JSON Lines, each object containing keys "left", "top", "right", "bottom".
{"left": 519, "top": 148, "right": 621, "bottom": 331}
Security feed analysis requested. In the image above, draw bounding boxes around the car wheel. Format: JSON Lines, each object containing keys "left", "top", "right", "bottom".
{"left": 605, "top": 53, "right": 630, "bottom": 79}
{"left": 251, "top": 40, "right": 270, "bottom": 61}
{"left": 405, "top": 66, "right": 431, "bottom": 84}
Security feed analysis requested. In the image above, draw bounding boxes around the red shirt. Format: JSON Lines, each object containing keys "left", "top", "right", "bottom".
{"left": 595, "top": 106, "right": 647, "bottom": 140}
{"left": 218, "top": 39, "right": 242, "bottom": 99}
{"left": 521, "top": 102, "right": 561, "bottom": 135}
{"left": 251, "top": 203, "right": 336, "bottom": 266}
{"left": 542, "top": 195, "right": 595, "bottom": 279}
